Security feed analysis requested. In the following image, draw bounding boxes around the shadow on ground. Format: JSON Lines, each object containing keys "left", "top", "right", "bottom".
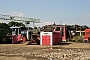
{"left": 60, "top": 42, "right": 72, "bottom": 45}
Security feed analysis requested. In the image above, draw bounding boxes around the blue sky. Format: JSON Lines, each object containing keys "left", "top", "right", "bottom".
{"left": 0, "top": 0, "right": 90, "bottom": 27}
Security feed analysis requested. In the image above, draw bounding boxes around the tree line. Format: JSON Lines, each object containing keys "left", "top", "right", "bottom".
{"left": 0, "top": 21, "right": 25, "bottom": 29}
{"left": 0, "top": 21, "right": 89, "bottom": 31}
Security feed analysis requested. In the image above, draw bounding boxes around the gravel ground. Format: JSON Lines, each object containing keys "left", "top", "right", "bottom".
{"left": 0, "top": 42, "right": 90, "bottom": 60}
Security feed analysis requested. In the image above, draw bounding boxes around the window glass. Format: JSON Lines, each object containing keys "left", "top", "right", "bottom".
{"left": 61, "top": 27, "right": 64, "bottom": 36}
{"left": 55, "top": 27, "right": 60, "bottom": 31}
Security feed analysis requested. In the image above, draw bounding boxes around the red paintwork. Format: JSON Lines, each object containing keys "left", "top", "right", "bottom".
{"left": 54, "top": 26, "right": 66, "bottom": 41}
{"left": 17, "top": 34, "right": 21, "bottom": 42}
{"left": 42, "top": 35, "right": 50, "bottom": 46}
{"left": 53, "top": 32, "right": 61, "bottom": 45}
{"left": 42, "top": 35, "right": 46, "bottom": 45}
{"left": 12, "top": 35, "right": 17, "bottom": 44}
{"left": 47, "top": 35, "right": 50, "bottom": 45}
{"left": 84, "top": 29, "right": 90, "bottom": 40}
{"left": 22, "top": 36, "right": 27, "bottom": 42}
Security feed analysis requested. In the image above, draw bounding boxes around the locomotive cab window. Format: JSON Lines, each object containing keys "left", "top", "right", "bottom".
{"left": 61, "top": 27, "right": 64, "bottom": 36}
{"left": 55, "top": 27, "right": 60, "bottom": 31}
